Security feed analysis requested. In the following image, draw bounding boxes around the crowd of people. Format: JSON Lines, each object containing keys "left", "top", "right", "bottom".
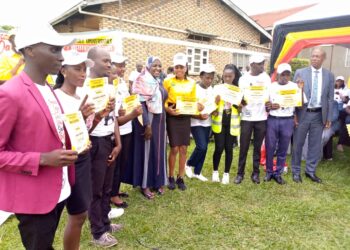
{"left": 0, "top": 22, "right": 349, "bottom": 249}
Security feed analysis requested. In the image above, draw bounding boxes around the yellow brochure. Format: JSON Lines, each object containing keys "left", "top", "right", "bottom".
{"left": 88, "top": 77, "right": 109, "bottom": 112}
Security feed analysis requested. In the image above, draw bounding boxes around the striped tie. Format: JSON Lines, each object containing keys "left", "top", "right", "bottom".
{"left": 310, "top": 70, "right": 319, "bottom": 107}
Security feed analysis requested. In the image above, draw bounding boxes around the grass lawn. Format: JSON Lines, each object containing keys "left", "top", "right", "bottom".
{"left": 0, "top": 140, "right": 349, "bottom": 249}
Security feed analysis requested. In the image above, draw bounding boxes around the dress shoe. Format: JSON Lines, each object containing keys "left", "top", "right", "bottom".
{"left": 273, "top": 175, "right": 286, "bottom": 185}
{"left": 251, "top": 173, "right": 260, "bottom": 184}
{"left": 292, "top": 174, "right": 302, "bottom": 183}
{"left": 234, "top": 175, "right": 244, "bottom": 184}
{"left": 264, "top": 173, "right": 273, "bottom": 182}
{"left": 305, "top": 173, "right": 322, "bottom": 183}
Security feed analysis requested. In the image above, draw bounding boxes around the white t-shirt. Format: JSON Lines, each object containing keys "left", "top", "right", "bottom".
{"left": 239, "top": 72, "right": 270, "bottom": 121}
{"left": 115, "top": 78, "right": 133, "bottom": 135}
{"left": 90, "top": 84, "right": 116, "bottom": 137}
{"left": 36, "top": 84, "right": 71, "bottom": 203}
{"left": 191, "top": 84, "right": 212, "bottom": 127}
{"left": 268, "top": 81, "right": 297, "bottom": 117}
{"left": 128, "top": 70, "right": 141, "bottom": 83}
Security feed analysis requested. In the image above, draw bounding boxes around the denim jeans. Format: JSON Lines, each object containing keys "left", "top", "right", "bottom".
{"left": 187, "top": 126, "right": 211, "bottom": 175}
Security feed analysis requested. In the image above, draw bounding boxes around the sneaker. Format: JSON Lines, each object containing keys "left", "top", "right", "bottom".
{"left": 108, "top": 208, "right": 124, "bottom": 219}
{"left": 176, "top": 177, "right": 187, "bottom": 191}
{"left": 109, "top": 223, "right": 123, "bottom": 233}
{"left": 221, "top": 173, "right": 230, "bottom": 184}
{"left": 185, "top": 165, "right": 193, "bottom": 178}
{"left": 92, "top": 232, "right": 118, "bottom": 248}
{"left": 168, "top": 177, "right": 176, "bottom": 190}
{"left": 193, "top": 174, "right": 208, "bottom": 182}
{"left": 212, "top": 171, "right": 220, "bottom": 182}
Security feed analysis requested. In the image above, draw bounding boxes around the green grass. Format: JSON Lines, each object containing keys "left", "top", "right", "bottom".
{"left": 1, "top": 140, "right": 350, "bottom": 249}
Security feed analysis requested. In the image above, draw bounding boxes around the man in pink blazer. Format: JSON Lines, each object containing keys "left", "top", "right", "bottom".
{"left": 0, "top": 23, "right": 77, "bottom": 249}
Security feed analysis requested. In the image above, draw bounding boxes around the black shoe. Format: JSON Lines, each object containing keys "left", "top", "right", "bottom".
{"left": 305, "top": 173, "right": 322, "bottom": 183}
{"left": 168, "top": 177, "right": 176, "bottom": 190}
{"left": 176, "top": 177, "right": 187, "bottom": 191}
{"left": 251, "top": 173, "right": 260, "bottom": 184}
{"left": 292, "top": 174, "right": 302, "bottom": 183}
{"left": 264, "top": 173, "right": 273, "bottom": 182}
{"left": 234, "top": 175, "right": 244, "bottom": 184}
{"left": 111, "top": 201, "right": 128, "bottom": 208}
{"left": 273, "top": 175, "right": 286, "bottom": 185}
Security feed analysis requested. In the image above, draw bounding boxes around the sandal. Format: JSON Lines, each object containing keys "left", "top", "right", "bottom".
{"left": 141, "top": 189, "right": 155, "bottom": 200}
{"left": 157, "top": 187, "right": 165, "bottom": 195}
{"left": 111, "top": 201, "right": 128, "bottom": 208}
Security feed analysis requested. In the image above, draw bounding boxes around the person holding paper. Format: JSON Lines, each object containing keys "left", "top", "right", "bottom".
{"left": 212, "top": 64, "right": 242, "bottom": 184}
{"left": 86, "top": 47, "right": 122, "bottom": 248}
{"left": 235, "top": 54, "right": 270, "bottom": 185}
{"left": 0, "top": 22, "right": 77, "bottom": 250}
{"left": 110, "top": 55, "right": 142, "bottom": 207}
{"left": 185, "top": 64, "right": 216, "bottom": 182}
{"left": 128, "top": 56, "right": 168, "bottom": 198}
{"left": 54, "top": 51, "right": 103, "bottom": 249}
{"left": 264, "top": 63, "right": 298, "bottom": 185}
{"left": 164, "top": 53, "right": 197, "bottom": 191}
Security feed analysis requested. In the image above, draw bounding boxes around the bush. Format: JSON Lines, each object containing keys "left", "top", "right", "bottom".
{"left": 290, "top": 58, "right": 309, "bottom": 79}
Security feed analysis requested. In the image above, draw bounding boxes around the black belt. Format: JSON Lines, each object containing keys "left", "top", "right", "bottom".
{"left": 269, "top": 115, "right": 294, "bottom": 119}
{"left": 306, "top": 107, "right": 322, "bottom": 112}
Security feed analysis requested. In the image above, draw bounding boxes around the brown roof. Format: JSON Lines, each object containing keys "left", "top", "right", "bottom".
{"left": 251, "top": 4, "right": 317, "bottom": 29}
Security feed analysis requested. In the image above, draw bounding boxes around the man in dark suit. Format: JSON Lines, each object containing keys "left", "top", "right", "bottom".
{"left": 291, "top": 47, "right": 334, "bottom": 183}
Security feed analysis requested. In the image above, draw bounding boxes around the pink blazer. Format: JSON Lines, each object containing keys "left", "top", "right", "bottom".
{"left": 0, "top": 72, "right": 75, "bottom": 214}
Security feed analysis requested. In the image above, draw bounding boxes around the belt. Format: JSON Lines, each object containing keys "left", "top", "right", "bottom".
{"left": 269, "top": 115, "right": 294, "bottom": 119}
{"left": 306, "top": 107, "right": 322, "bottom": 112}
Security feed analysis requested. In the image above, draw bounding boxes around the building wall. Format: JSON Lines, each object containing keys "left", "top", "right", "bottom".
{"left": 54, "top": 0, "right": 271, "bottom": 80}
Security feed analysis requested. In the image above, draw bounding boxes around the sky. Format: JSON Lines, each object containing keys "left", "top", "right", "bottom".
{"left": 0, "top": 0, "right": 340, "bottom": 27}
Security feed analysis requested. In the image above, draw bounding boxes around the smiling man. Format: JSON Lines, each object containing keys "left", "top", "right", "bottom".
{"left": 0, "top": 23, "right": 77, "bottom": 249}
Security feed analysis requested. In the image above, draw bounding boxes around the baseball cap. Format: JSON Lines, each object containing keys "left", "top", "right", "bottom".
{"left": 111, "top": 54, "right": 128, "bottom": 64}
{"left": 15, "top": 22, "right": 76, "bottom": 50}
{"left": 336, "top": 76, "right": 345, "bottom": 81}
{"left": 173, "top": 53, "right": 187, "bottom": 67}
{"left": 62, "top": 50, "right": 94, "bottom": 68}
{"left": 249, "top": 54, "right": 265, "bottom": 64}
{"left": 277, "top": 63, "right": 292, "bottom": 74}
{"left": 200, "top": 63, "right": 215, "bottom": 74}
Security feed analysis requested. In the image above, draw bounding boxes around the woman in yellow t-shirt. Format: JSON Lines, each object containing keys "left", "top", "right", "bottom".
{"left": 164, "top": 53, "right": 197, "bottom": 191}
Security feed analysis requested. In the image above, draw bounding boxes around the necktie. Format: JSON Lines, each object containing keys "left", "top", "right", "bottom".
{"left": 310, "top": 70, "right": 319, "bottom": 107}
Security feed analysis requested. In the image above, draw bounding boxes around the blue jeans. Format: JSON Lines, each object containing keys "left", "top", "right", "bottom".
{"left": 187, "top": 126, "right": 211, "bottom": 175}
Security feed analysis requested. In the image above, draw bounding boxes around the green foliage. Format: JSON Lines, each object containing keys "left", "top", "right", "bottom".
{"left": 0, "top": 141, "right": 349, "bottom": 249}
{"left": 290, "top": 58, "right": 310, "bottom": 79}
{"left": 0, "top": 25, "right": 14, "bottom": 31}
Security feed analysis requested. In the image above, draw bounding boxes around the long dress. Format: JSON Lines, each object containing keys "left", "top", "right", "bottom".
{"left": 124, "top": 83, "right": 168, "bottom": 189}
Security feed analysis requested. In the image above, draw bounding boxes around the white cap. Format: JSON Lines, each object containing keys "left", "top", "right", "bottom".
{"left": 336, "top": 76, "right": 345, "bottom": 81}
{"left": 173, "top": 52, "right": 187, "bottom": 67}
{"left": 277, "top": 63, "right": 292, "bottom": 74}
{"left": 111, "top": 54, "right": 128, "bottom": 64}
{"left": 200, "top": 63, "right": 215, "bottom": 74}
{"left": 62, "top": 50, "right": 94, "bottom": 68}
{"left": 15, "top": 22, "right": 76, "bottom": 50}
{"left": 249, "top": 54, "right": 265, "bottom": 64}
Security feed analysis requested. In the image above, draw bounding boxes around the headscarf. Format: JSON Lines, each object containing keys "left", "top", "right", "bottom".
{"left": 132, "top": 56, "right": 162, "bottom": 114}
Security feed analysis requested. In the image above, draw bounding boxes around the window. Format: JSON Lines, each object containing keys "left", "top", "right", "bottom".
{"left": 345, "top": 48, "right": 350, "bottom": 67}
{"left": 187, "top": 47, "right": 209, "bottom": 74}
{"left": 232, "top": 53, "right": 250, "bottom": 69}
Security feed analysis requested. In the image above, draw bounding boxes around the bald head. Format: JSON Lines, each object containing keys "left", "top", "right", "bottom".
{"left": 88, "top": 46, "right": 111, "bottom": 78}
{"left": 310, "top": 47, "right": 326, "bottom": 69}
{"left": 135, "top": 62, "right": 143, "bottom": 73}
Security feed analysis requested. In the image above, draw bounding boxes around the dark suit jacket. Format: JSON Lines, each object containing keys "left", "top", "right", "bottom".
{"left": 293, "top": 67, "right": 334, "bottom": 124}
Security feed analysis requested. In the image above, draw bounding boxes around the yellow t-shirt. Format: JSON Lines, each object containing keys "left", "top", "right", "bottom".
{"left": 163, "top": 77, "right": 196, "bottom": 107}
{"left": 0, "top": 52, "right": 24, "bottom": 81}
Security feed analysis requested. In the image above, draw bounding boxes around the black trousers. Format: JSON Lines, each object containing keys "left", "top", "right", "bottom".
{"left": 237, "top": 120, "right": 266, "bottom": 176}
{"left": 15, "top": 201, "right": 65, "bottom": 250}
{"left": 111, "top": 133, "right": 132, "bottom": 197}
{"left": 88, "top": 135, "right": 115, "bottom": 239}
{"left": 213, "top": 113, "right": 235, "bottom": 173}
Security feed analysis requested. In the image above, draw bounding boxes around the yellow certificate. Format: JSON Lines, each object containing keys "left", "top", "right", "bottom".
{"left": 122, "top": 94, "right": 143, "bottom": 125}
{"left": 276, "top": 88, "right": 303, "bottom": 108}
{"left": 347, "top": 124, "right": 350, "bottom": 136}
{"left": 216, "top": 84, "right": 243, "bottom": 105}
{"left": 62, "top": 111, "right": 90, "bottom": 154}
{"left": 199, "top": 97, "right": 217, "bottom": 114}
{"left": 176, "top": 96, "right": 198, "bottom": 115}
{"left": 244, "top": 86, "right": 268, "bottom": 105}
{"left": 88, "top": 77, "right": 109, "bottom": 112}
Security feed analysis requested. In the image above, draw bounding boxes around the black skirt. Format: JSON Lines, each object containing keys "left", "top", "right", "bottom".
{"left": 166, "top": 114, "right": 191, "bottom": 147}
